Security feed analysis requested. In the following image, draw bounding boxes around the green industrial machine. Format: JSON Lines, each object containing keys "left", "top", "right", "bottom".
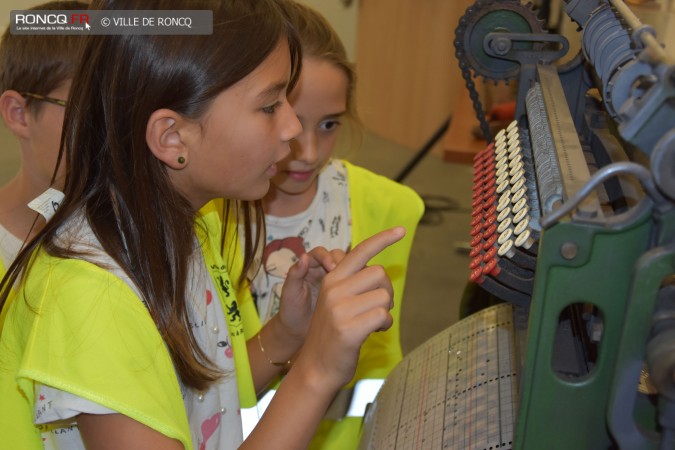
{"left": 358, "top": 0, "right": 675, "bottom": 448}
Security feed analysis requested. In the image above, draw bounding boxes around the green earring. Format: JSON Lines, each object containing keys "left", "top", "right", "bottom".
{"left": 177, "top": 156, "right": 185, "bottom": 165}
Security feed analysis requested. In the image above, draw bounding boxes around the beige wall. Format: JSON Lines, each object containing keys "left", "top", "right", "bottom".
{"left": 1, "top": 0, "right": 48, "bottom": 31}
{"left": 0, "top": 0, "right": 13, "bottom": 31}
{"left": 355, "top": 0, "right": 474, "bottom": 150}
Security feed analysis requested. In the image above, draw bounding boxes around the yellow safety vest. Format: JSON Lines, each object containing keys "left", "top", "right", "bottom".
{"left": 0, "top": 202, "right": 254, "bottom": 450}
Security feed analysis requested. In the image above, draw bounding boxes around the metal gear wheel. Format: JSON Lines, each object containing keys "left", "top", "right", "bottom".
{"left": 455, "top": 0, "right": 547, "bottom": 82}
{"left": 453, "top": 0, "right": 547, "bottom": 140}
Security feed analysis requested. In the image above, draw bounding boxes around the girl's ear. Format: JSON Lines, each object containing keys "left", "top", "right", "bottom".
{"left": 0, "top": 90, "right": 30, "bottom": 140}
{"left": 146, "top": 109, "right": 192, "bottom": 170}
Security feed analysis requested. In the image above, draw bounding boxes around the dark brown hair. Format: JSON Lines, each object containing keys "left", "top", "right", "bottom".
{"left": 0, "top": 0, "right": 301, "bottom": 391}
{"left": 0, "top": 1, "right": 87, "bottom": 114}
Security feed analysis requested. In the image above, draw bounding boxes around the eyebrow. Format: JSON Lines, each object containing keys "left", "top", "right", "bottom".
{"left": 256, "top": 81, "right": 288, "bottom": 101}
{"left": 324, "top": 110, "right": 347, "bottom": 118}
{"left": 296, "top": 111, "right": 347, "bottom": 122}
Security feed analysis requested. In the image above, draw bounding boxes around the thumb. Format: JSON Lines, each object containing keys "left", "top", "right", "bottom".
{"left": 282, "top": 254, "right": 309, "bottom": 299}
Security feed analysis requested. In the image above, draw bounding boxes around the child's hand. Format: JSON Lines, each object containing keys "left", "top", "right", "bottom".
{"left": 292, "top": 226, "right": 405, "bottom": 390}
{"left": 302, "top": 246, "right": 347, "bottom": 288}
{"left": 276, "top": 246, "right": 346, "bottom": 339}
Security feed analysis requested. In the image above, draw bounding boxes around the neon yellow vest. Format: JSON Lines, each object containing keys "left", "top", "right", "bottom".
{"left": 0, "top": 203, "right": 254, "bottom": 450}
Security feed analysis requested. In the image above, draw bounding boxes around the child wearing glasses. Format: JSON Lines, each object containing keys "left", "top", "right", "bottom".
{"left": 0, "top": 0, "right": 405, "bottom": 449}
{"left": 0, "top": 0, "right": 86, "bottom": 324}
{"left": 237, "top": 2, "right": 425, "bottom": 448}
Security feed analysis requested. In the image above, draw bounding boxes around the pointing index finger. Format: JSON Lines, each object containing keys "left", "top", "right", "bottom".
{"left": 330, "top": 227, "right": 406, "bottom": 278}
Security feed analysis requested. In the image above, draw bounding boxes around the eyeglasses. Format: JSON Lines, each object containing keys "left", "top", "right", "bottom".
{"left": 20, "top": 92, "right": 67, "bottom": 107}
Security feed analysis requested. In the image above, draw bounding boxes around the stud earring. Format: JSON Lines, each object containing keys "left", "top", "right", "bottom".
{"left": 177, "top": 156, "right": 186, "bottom": 165}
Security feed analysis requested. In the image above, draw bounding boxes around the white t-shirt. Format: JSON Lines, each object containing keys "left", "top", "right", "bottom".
{"left": 35, "top": 218, "right": 243, "bottom": 450}
{"left": 251, "top": 159, "right": 352, "bottom": 323}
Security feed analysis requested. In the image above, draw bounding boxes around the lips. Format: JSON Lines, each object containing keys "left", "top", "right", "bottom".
{"left": 286, "top": 170, "right": 314, "bottom": 182}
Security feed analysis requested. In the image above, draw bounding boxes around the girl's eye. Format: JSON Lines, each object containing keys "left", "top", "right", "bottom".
{"left": 319, "top": 119, "right": 341, "bottom": 131}
{"left": 262, "top": 102, "right": 281, "bottom": 114}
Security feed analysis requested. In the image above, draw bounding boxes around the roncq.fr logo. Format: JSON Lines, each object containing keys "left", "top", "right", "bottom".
{"left": 15, "top": 13, "right": 90, "bottom": 28}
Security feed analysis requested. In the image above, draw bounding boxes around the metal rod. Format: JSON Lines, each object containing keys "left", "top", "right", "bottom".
{"left": 609, "top": 0, "right": 673, "bottom": 63}
{"left": 540, "top": 161, "right": 663, "bottom": 228}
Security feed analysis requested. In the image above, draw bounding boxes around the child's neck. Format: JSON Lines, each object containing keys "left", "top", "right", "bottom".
{"left": 0, "top": 170, "right": 51, "bottom": 239}
{"left": 263, "top": 181, "right": 318, "bottom": 218}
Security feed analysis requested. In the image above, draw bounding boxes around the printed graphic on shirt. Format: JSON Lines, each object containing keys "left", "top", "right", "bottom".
{"left": 251, "top": 160, "right": 352, "bottom": 324}
{"left": 199, "top": 412, "right": 221, "bottom": 450}
{"left": 258, "top": 236, "right": 305, "bottom": 320}
{"left": 217, "top": 338, "right": 234, "bottom": 359}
